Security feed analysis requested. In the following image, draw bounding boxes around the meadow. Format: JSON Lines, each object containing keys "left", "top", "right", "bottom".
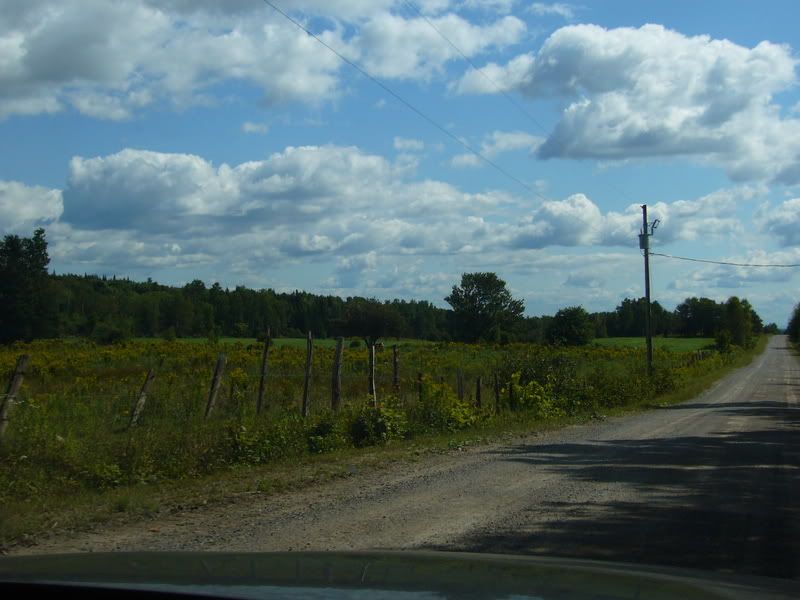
{"left": 0, "top": 336, "right": 758, "bottom": 543}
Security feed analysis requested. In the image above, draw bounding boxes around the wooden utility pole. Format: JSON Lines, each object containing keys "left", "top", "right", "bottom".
{"left": 640, "top": 204, "right": 654, "bottom": 376}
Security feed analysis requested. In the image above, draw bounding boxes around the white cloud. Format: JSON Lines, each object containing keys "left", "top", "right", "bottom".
{"left": 758, "top": 197, "right": 800, "bottom": 246}
{"left": 354, "top": 13, "right": 525, "bottom": 80}
{"left": 393, "top": 137, "right": 425, "bottom": 151}
{"left": 529, "top": 3, "right": 576, "bottom": 19}
{"left": 507, "top": 186, "right": 756, "bottom": 249}
{"left": 0, "top": 1, "right": 526, "bottom": 120}
{"left": 0, "top": 180, "right": 63, "bottom": 234}
{"left": 455, "top": 24, "right": 800, "bottom": 183}
{"left": 451, "top": 129, "right": 543, "bottom": 167}
{"left": 242, "top": 121, "right": 269, "bottom": 135}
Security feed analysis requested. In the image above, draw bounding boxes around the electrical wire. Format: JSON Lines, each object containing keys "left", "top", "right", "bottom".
{"left": 400, "top": 0, "right": 639, "bottom": 206}
{"left": 649, "top": 252, "right": 800, "bottom": 268}
{"left": 401, "top": 0, "right": 550, "bottom": 134}
{"left": 260, "top": 0, "right": 543, "bottom": 199}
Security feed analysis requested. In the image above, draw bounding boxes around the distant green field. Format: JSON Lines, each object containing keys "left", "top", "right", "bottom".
{"left": 593, "top": 337, "right": 714, "bottom": 351}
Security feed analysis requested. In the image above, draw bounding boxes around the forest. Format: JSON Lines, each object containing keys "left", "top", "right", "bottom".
{"left": 0, "top": 228, "right": 777, "bottom": 346}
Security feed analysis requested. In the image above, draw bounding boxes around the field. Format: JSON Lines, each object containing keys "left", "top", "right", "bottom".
{"left": 0, "top": 336, "right": 756, "bottom": 544}
{"left": 593, "top": 337, "right": 714, "bottom": 351}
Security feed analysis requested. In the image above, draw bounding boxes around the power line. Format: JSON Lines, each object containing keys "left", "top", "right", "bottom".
{"left": 260, "top": 0, "right": 542, "bottom": 199}
{"left": 650, "top": 252, "right": 800, "bottom": 268}
{"left": 401, "top": 0, "right": 639, "bottom": 206}
{"left": 401, "top": 0, "right": 550, "bottom": 135}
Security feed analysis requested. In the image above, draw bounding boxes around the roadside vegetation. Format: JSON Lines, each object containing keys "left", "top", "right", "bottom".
{"left": 0, "top": 335, "right": 767, "bottom": 546}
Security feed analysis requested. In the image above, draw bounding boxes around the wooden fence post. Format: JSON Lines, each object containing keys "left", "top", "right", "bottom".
{"left": 256, "top": 327, "right": 271, "bottom": 415}
{"left": 476, "top": 376, "right": 482, "bottom": 409}
{"left": 457, "top": 369, "right": 464, "bottom": 401}
{"left": 301, "top": 331, "right": 313, "bottom": 417}
{"left": 368, "top": 341, "right": 377, "bottom": 407}
{"left": 508, "top": 378, "right": 515, "bottom": 411}
{"left": 129, "top": 368, "right": 156, "bottom": 428}
{"left": 331, "top": 336, "right": 343, "bottom": 412}
{"left": 494, "top": 373, "right": 501, "bottom": 415}
{"left": 0, "top": 354, "right": 30, "bottom": 439}
{"left": 417, "top": 372, "right": 423, "bottom": 403}
{"left": 392, "top": 345, "right": 400, "bottom": 396}
{"left": 204, "top": 353, "right": 227, "bottom": 418}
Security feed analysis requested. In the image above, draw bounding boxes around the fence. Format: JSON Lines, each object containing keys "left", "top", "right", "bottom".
{"left": 0, "top": 335, "right": 519, "bottom": 440}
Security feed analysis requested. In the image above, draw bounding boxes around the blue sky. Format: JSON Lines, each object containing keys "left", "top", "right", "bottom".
{"left": 1, "top": 1, "right": 799, "bottom": 326}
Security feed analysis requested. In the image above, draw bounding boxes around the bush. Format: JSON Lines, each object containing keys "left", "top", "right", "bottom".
{"left": 349, "top": 402, "right": 408, "bottom": 447}
{"left": 411, "top": 379, "right": 477, "bottom": 433}
{"left": 307, "top": 415, "right": 349, "bottom": 453}
{"left": 348, "top": 339, "right": 361, "bottom": 349}
{"left": 509, "top": 372, "right": 563, "bottom": 419}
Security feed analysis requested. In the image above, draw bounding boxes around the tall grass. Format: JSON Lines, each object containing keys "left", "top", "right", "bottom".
{"left": 0, "top": 337, "right": 760, "bottom": 543}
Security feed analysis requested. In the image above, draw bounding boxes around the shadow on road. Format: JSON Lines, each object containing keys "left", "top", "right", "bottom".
{"left": 442, "top": 401, "right": 800, "bottom": 579}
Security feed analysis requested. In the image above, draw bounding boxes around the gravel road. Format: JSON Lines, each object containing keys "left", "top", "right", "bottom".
{"left": 18, "top": 336, "right": 800, "bottom": 579}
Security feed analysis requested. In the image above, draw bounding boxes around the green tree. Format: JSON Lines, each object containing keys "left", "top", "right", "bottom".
{"left": 788, "top": 303, "right": 800, "bottom": 343}
{"left": 0, "top": 228, "right": 57, "bottom": 343}
{"left": 445, "top": 272, "right": 524, "bottom": 342}
{"left": 547, "top": 306, "right": 595, "bottom": 346}
{"left": 337, "top": 298, "right": 403, "bottom": 347}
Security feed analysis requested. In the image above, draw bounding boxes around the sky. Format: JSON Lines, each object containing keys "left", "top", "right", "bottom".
{"left": 1, "top": 0, "right": 799, "bottom": 326}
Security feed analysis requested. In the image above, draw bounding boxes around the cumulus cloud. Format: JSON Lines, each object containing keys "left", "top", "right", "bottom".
{"left": 0, "top": 180, "right": 63, "bottom": 233}
{"left": 758, "top": 197, "right": 800, "bottom": 246}
{"left": 507, "top": 186, "right": 755, "bottom": 249}
{"left": 354, "top": 13, "right": 525, "bottom": 80}
{"left": 455, "top": 23, "right": 800, "bottom": 183}
{"left": 451, "top": 129, "right": 543, "bottom": 167}
{"left": 0, "top": 1, "right": 526, "bottom": 120}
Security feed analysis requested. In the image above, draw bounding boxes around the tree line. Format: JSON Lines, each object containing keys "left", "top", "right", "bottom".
{"left": 1, "top": 229, "right": 779, "bottom": 346}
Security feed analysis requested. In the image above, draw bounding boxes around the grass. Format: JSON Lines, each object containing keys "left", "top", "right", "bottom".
{"left": 1, "top": 337, "right": 771, "bottom": 549}
{"left": 593, "top": 336, "right": 714, "bottom": 352}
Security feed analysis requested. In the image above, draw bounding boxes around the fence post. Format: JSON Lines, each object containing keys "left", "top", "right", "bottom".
{"left": 204, "top": 353, "right": 227, "bottom": 418}
{"left": 302, "top": 331, "right": 313, "bottom": 417}
{"left": 256, "top": 327, "right": 271, "bottom": 415}
{"left": 508, "top": 378, "right": 515, "bottom": 411}
{"left": 457, "top": 369, "right": 464, "bottom": 401}
{"left": 392, "top": 345, "right": 400, "bottom": 396}
{"left": 0, "top": 354, "right": 30, "bottom": 439}
{"left": 494, "top": 373, "right": 501, "bottom": 414}
{"left": 129, "top": 368, "right": 156, "bottom": 428}
{"left": 417, "top": 372, "right": 423, "bottom": 403}
{"left": 332, "top": 336, "right": 343, "bottom": 412}
{"left": 368, "top": 342, "right": 377, "bottom": 407}
{"left": 476, "top": 376, "right": 482, "bottom": 409}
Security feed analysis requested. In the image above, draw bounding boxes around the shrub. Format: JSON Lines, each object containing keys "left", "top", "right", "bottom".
{"left": 307, "top": 414, "right": 349, "bottom": 453}
{"left": 349, "top": 402, "right": 408, "bottom": 447}
{"left": 410, "top": 379, "right": 477, "bottom": 433}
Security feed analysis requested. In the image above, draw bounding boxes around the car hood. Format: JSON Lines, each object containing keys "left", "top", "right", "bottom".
{"left": 0, "top": 550, "right": 797, "bottom": 599}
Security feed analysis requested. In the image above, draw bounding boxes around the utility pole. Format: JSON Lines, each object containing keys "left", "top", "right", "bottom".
{"left": 639, "top": 205, "right": 658, "bottom": 376}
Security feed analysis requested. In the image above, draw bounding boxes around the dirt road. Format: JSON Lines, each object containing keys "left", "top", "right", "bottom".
{"left": 18, "top": 336, "right": 800, "bottom": 579}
